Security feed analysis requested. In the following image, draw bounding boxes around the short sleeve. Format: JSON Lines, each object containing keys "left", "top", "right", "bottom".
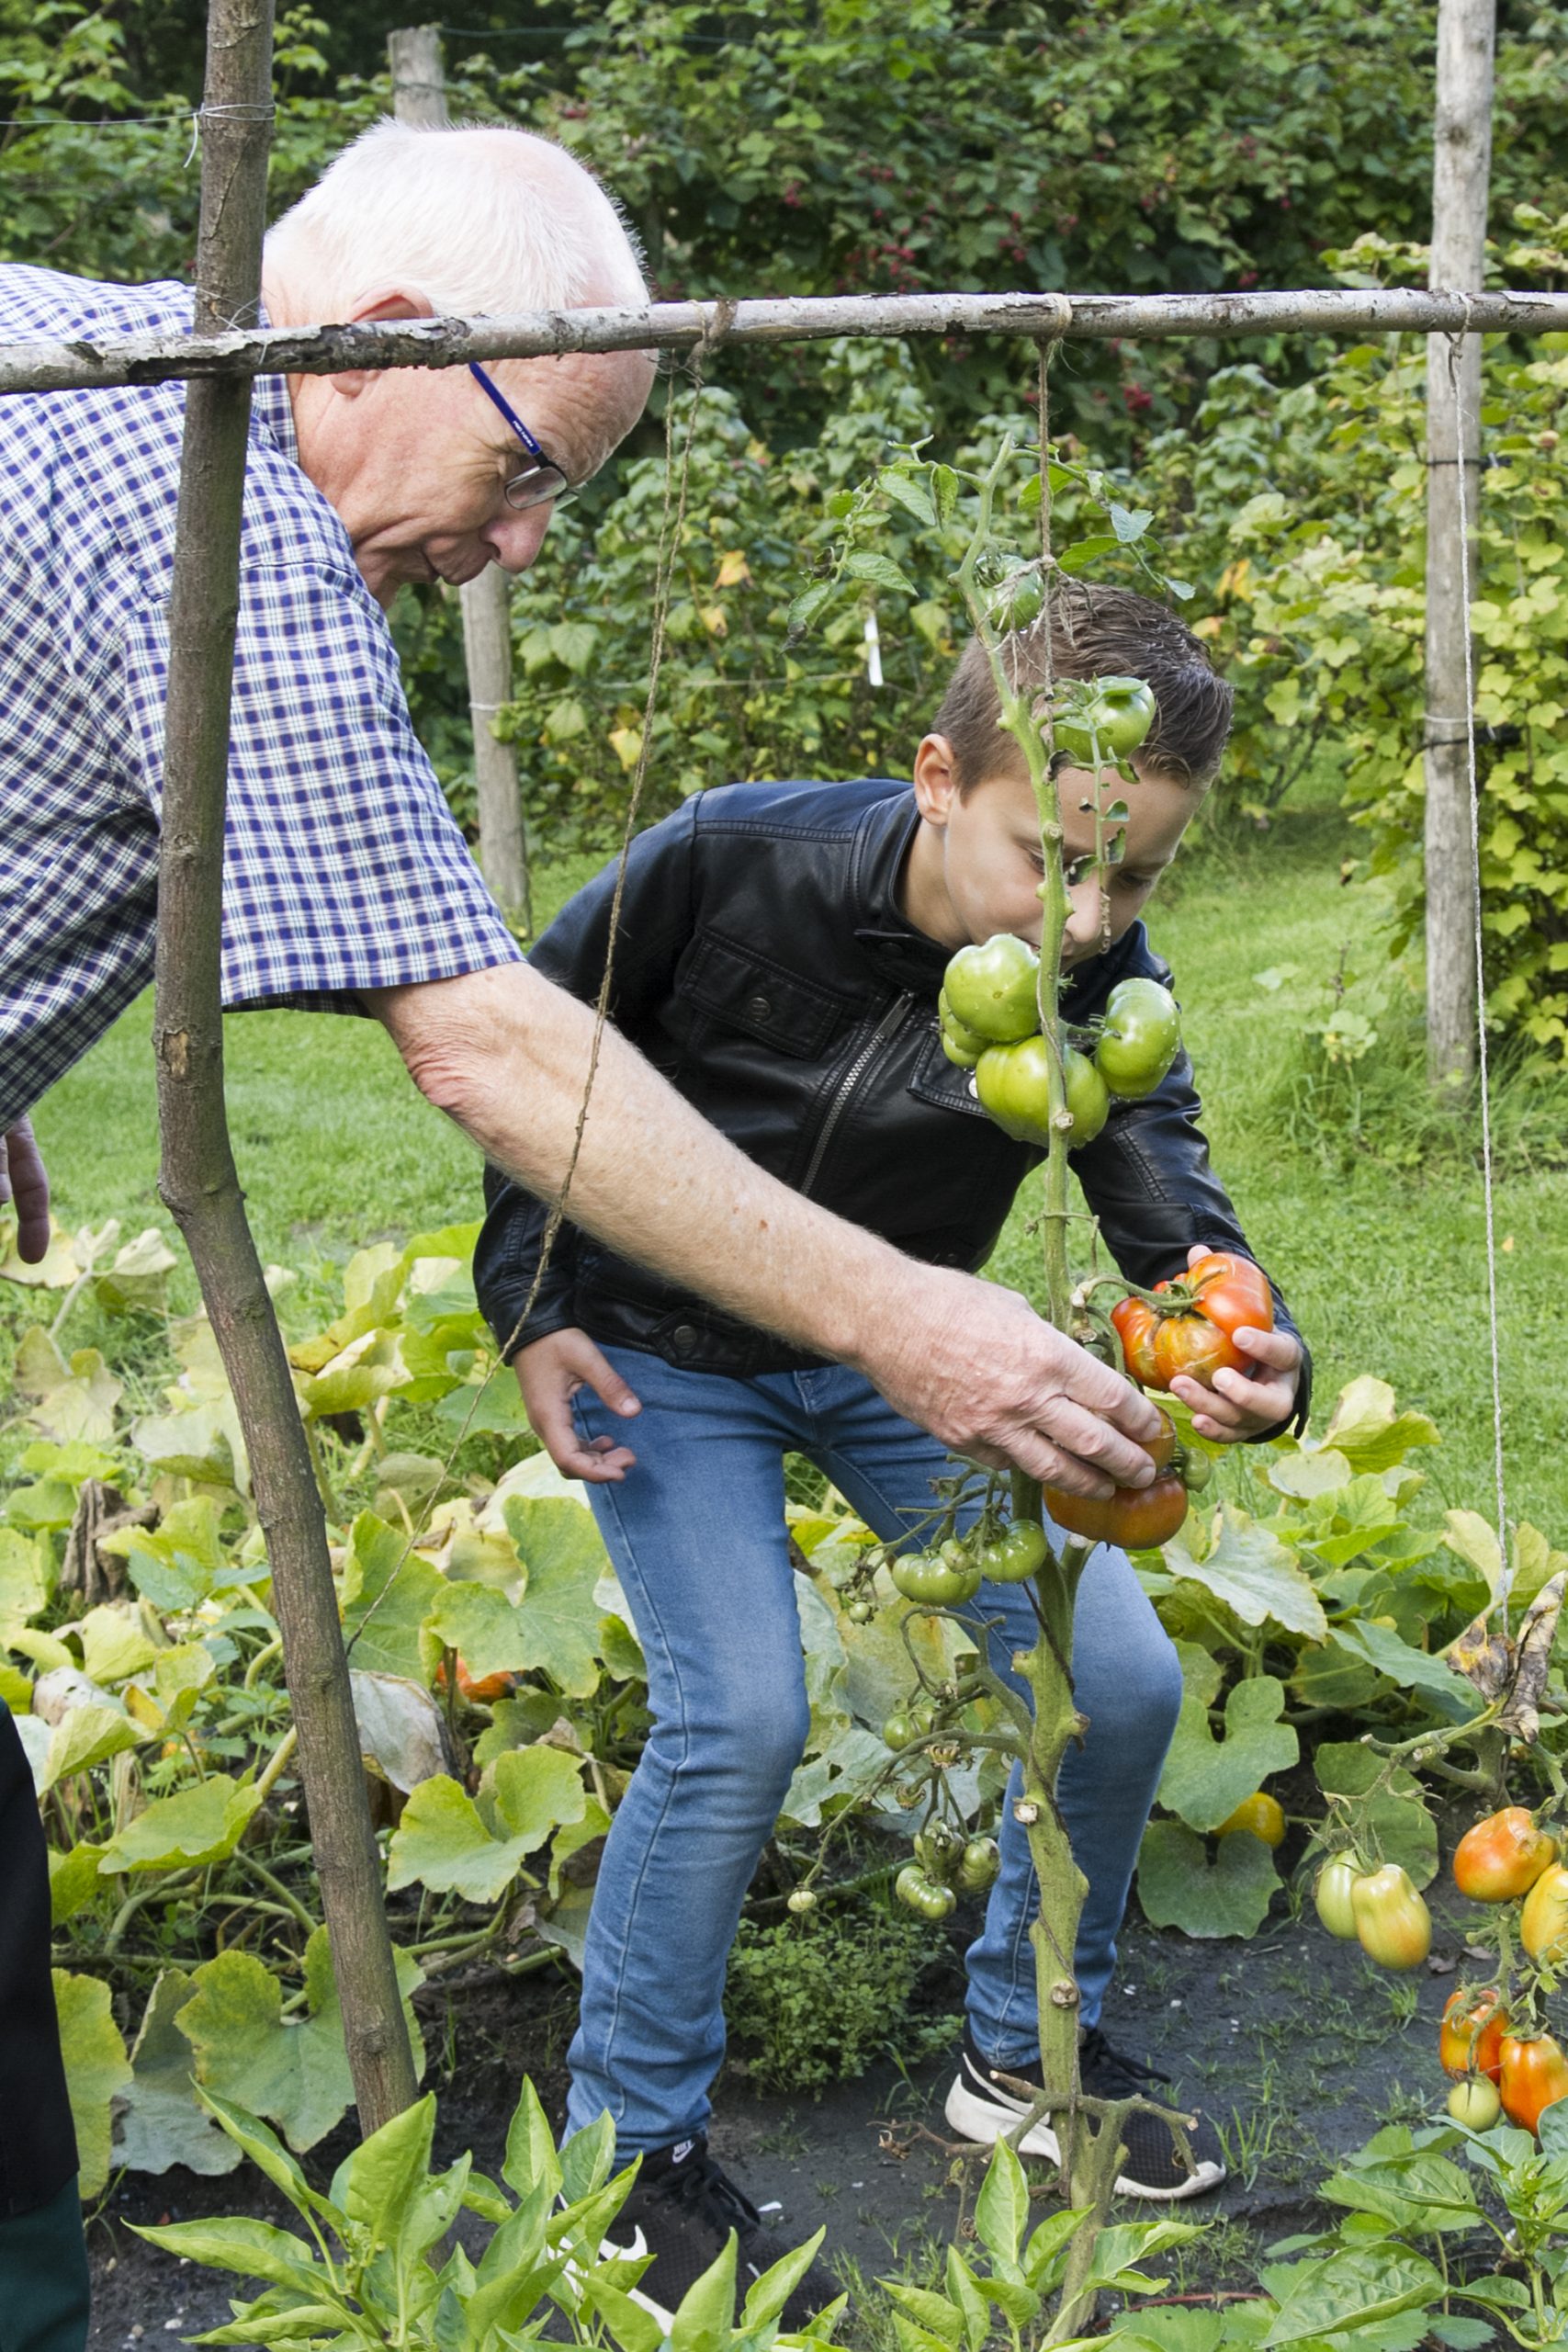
{"left": 118, "top": 555, "right": 523, "bottom": 1013}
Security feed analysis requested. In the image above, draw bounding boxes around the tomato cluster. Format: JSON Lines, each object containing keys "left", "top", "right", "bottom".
{"left": 1111, "top": 1250, "right": 1275, "bottom": 1395}
{"left": 895, "top": 1820, "right": 1001, "bottom": 1921}
{"left": 1318, "top": 1804, "right": 1568, "bottom": 2137}
{"left": 941, "top": 934, "right": 1182, "bottom": 1159}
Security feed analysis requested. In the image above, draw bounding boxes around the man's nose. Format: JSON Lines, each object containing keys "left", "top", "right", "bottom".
{"left": 483, "top": 503, "right": 555, "bottom": 574}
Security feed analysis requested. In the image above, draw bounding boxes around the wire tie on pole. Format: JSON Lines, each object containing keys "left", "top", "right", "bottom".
{"left": 186, "top": 98, "right": 276, "bottom": 164}
{"left": 693, "top": 297, "right": 737, "bottom": 365}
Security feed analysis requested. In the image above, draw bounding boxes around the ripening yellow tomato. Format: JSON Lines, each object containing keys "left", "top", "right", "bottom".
{"left": 1351, "top": 1863, "right": 1433, "bottom": 1971}
{"left": 1520, "top": 1862, "right": 1568, "bottom": 1964}
{"left": 1217, "top": 1792, "right": 1286, "bottom": 1849}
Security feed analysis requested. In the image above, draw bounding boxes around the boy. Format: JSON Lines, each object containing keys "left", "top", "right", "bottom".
{"left": 475, "top": 582, "right": 1306, "bottom": 2319}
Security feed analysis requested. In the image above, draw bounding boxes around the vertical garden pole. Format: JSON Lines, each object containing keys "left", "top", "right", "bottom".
{"left": 153, "top": 0, "right": 418, "bottom": 2133}
{"left": 389, "top": 26, "right": 532, "bottom": 931}
{"left": 1423, "top": 0, "right": 1495, "bottom": 1092}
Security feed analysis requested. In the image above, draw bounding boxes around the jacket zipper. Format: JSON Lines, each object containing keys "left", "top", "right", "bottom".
{"left": 800, "top": 990, "right": 914, "bottom": 1198}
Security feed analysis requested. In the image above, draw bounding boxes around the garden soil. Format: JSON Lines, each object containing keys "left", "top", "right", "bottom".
{"left": 84, "top": 1870, "right": 1483, "bottom": 2348}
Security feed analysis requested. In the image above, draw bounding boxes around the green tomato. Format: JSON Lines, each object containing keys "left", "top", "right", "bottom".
{"left": 938, "top": 989, "right": 987, "bottom": 1069}
{"left": 892, "top": 1551, "right": 981, "bottom": 1608}
{"left": 1313, "top": 1856, "right": 1361, "bottom": 1941}
{"left": 976, "top": 1038, "right": 1109, "bottom": 1150}
{"left": 786, "top": 1887, "right": 818, "bottom": 1916}
{"left": 894, "top": 1862, "right": 927, "bottom": 1913}
{"left": 942, "top": 934, "right": 1041, "bottom": 1045}
{"left": 1094, "top": 977, "right": 1181, "bottom": 1100}
{"left": 915, "top": 1820, "right": 964, "bottom": 1882}
{"left": 987, "top": 568, "right": 1044, "bottom": 633}
{"left": 1052, "top": 675, "right": 1157, "bottom": 767}
{"left": 910, "top": 1874, "right": 957, "bottom": 1921}
{"left": 980, "top": 1520, "right": 1051, "bottom": 1582}
{"left": 1447, "top": 2077, "right": 1502, "bottom": 2130}
{"left": 958, "top": 1836, "right": 1001, "bottom": 1893}
{"left": 883, "top": 1710, "right": 917, "bottom": 1752}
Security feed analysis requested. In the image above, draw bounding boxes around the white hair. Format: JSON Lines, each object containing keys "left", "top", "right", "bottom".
{"left": 265, "top": 119, "right": 649, "bottom": 317}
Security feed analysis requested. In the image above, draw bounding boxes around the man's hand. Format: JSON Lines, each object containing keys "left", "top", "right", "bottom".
{"left": 1167, "top": 1244, "right": 1303, "bottom": 1442}
{"left": 852, "top": 1265, "right": 1164, "bottom": 1496}
{"left": 0, "top": 1118, "right": 51, "bottom": 1264}
{"left": 514, "top": 1329, "right": 642, "bottom": 1484}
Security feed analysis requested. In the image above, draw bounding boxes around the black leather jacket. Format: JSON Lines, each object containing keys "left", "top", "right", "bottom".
{"left": 475, "top": 778, "right": 1308, "bottom": 1430}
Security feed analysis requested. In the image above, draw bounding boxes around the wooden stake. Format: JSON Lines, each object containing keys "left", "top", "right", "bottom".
{"left": 153, "top": 0, "right": 418, "bottom": 2134}
{"left": 389, "top": 27, "right": 531, "bottom": 930}
{"left": 1424, "top": 0, "right": 1495, "bottom": 1092}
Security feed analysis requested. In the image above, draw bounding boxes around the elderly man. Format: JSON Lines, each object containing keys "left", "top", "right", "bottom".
{"left": 0, "top": 119, "right": 1159, "bottom": 2333}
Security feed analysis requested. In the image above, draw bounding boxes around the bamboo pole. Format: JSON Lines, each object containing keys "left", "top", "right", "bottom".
{"left": 1424, "top": 0, "right": 1495, "bottom": 1092}
{"left": 389, "top": 26, "right": 530, "bottom": 929}
{"left": 152, "top": 0, "right": 418, "bottom": 2134}
{"left": 1, "top": 283, "right": 1562, "bottom": 397}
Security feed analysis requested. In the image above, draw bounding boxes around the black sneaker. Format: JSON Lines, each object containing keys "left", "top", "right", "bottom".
{"left": 601, "top": 2136, "right": 845, "bottom": 2330}
{"left": 944, "top": 2025, "right": 1225, "bottom": 2202}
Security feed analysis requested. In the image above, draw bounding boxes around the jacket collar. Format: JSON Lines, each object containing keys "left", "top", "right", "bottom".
{"left": 848, "top": 784, "right": 952, "bottom": 997}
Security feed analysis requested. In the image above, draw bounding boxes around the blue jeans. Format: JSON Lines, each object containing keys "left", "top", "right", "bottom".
{"left": 566, "top": 1351, "right": 1183, "bottom": 2151}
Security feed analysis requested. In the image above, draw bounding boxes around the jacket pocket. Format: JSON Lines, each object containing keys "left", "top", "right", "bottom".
{"left": 905, "top": 1020, "right": 1001, "bottom": 1122}
{"left": 675, "top": 929, "right": 855, "bottom": 1059}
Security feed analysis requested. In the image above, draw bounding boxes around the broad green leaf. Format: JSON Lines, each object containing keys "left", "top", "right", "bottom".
{"left": 339, "top": 2092, "right": 437, "bottom": 2245}
{"left": 1109, "top": 502, "right": 1154, "bottom": 543}
{"left": 1262, "top": 2248, "right": 1444, "bottom": 2345}
{"left": 387, "top": 1774, "right": 536, "bottom": 1905}
{"left": 340, "top": 1512, "right": 444, "bottom": 1681}
{"left": 1511, "top": 1522, "right": 1568, "bottom": 1610}
{"left": 1291, "top": 1643, "right": 1384, "bottom": 1712}
{"left": 943, "top": 2245, "right": 991, "bottom": 2352}
{"left": 99, "top": 1776, "right": 263, "bottom": 1873}
{"left": 502, "top": 2074, "right": 562, "bottom": 2202}
{"left": 1084, "top": 2217, "right": 1206, "bottom": 2292}
{"left": 1443, "top": 1509, "right": 1504, "bottom": 1600}
{"left": 1020, "top": 2206, "right": 1093, "bottom": 2290}
{"left": 1328, "top": 1620, "right": 1477, "bottom": 1712}
{"left": 1162, "top": 1514, "right": 1327, "bottom": 1641}
{"left": 53, "top": 1968, "right": 132, "bottom": 2198}
{"left": 1320, "top": 2143, "right": 1480, "bottom": 2233}
{"left": 0, "top": 1528, "right": 49, "bottom": 1634}
{"left": 1266, "top": 1450, "right": 1353, "bottom": 1499}
{"left": 28, "top": 1348, "right": 121, "bottom": 1445}
{"left": 1055, "top": 533, "right": 1120, "bottom": 575}
{"left": 877, "top": 469, "right": 937, "bottom": 528}
{"left": 103, "top": 1497, "right": 225, "bottom": 1613}
{"left": 549, "top": 618, "right": 599, "bottom": 673}
{"left": 488, "top": 1744, "right": 590, "bottom": 1848}
{"left": 94, "top": 1227, "right": 177, "bottom": 1316}
{"left": 786, "top": 581, "right": 836, "bottom": 636}
{"left": 132, "top": 2216, "right": 328, "bottom": 2296}
{"left": 1314, "top": 1742, "right": 1438, "bottom": 1888}
{"left": 1157, "top": 1674, "right": 1298, "bottom": 1833}
{"left": 50, "top": 1840, "right": 109, "bottom": 1925}
{"left": 41, "top": 1701, "right": 145, "bottom": 1791}
{"left": 114, "top": 1971, "right": 243, "bottom": 2177}
{"left": 501, "top": 1497, "right": 610, "bottom": 1697}
{"left": 175, "top": 1927, "right": 423, "bottom": 2153}
{"left": 1319, "top": 1379, "right": 1438, "bottom": 1475}
{"left": 423, "top": 1579, "right": 533, "bottom": 1679}
{"left": 79, "top": 1601, "right": 159, "bottom": 1685}
{"left": 883, "top": 2283, "right": 963, "bottom": 2346}
{"left": 973, "top": 2134, "right": 1028, "bottom": 2267}
{"left": 1136, "top": 1819, "right": 1279, "bottom": 1938}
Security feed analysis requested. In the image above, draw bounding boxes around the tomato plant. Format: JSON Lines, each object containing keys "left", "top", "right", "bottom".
{"left": 942, "top": 934, "right": 1040, "bottom": 1045}
{"left": 1050, "top": 674, "right": 1157, "bottom": 766}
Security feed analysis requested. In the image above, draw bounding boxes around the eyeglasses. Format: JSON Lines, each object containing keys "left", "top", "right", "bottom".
{"left": 468, "top": 361, "right": 577, "bottom": 511}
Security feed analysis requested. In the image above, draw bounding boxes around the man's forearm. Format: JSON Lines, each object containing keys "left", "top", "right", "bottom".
{"left": 373, "top": 960, "right": 894, "bottom": 1369}
{"left": 369, "top": 961, "right": 1163, "bottom": 1494}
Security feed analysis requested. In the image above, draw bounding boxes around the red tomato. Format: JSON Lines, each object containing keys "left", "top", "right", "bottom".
{"left": 1111, "top": 1295, "right": 1162, "bottom": 1387}
{"left": 1452, "top": 1808, "right": 1559, "bottom": 1903}
{"left": 1440, "top": 1988, "right": 1508, "bottom": 2083}
{"left": 1499, "top": 2032, "right": 1568, "bottom": 2134}
{"left": 435, "top": 1657, "right": 514, "bottom": 1705}
{"left": 1044, "top": 1474, "right": 1189, "bottom": 1551}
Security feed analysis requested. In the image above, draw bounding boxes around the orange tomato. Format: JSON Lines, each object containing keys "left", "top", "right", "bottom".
{"left": 435, "top": 1657, "right": 514, "bottom": 1706}
{"left": 1439, "top": 1987, "right": 1508, "bottom": 2082}
{"left": 1499, "top": 2031, "right": 1568, "bottom": 2134}
{"left": 1452, "top": 1808, "right": 1558, "bottom": 1904}
{"left": 1111, "top": 1253, "right": 1274, "bottom": 1394}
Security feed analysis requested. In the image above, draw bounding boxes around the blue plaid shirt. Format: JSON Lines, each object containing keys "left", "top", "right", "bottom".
{"left": 0, "top": 265, "right": 522, "bottom": 1131}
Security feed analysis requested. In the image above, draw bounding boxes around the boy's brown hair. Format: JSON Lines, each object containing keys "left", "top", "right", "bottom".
{"left": 931, "top": 579, "right": 1234, "bottom": 790}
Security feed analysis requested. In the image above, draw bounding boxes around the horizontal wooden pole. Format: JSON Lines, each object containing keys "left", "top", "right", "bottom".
{"left": 4, "top": 284, "right": 1566, "bottom": 395}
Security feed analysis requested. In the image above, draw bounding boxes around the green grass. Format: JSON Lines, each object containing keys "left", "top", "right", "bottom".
{"left": 15, "top": 815, "right": 1567, "bottom": 1532}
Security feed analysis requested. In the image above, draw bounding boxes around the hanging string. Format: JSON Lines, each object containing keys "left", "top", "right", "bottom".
{"left": 1448, "top": 316, "right": 1511, "bottom": 1598}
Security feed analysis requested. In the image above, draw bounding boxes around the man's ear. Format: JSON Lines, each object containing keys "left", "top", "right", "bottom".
{"left": 328, "top": 288, "right": 436, "bottom": 399}
{"left": 912, "top": 733, "right": 961, "bottom": 829}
